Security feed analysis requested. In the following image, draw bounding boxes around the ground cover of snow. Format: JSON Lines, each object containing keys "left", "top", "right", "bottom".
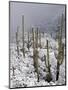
{"left": 10, "top": 33, "right": 65, "bottom": 88}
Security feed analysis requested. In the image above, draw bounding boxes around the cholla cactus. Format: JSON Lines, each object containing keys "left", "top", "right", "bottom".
{"left": 16, "top": 26, "right": 19, "bottom": 56}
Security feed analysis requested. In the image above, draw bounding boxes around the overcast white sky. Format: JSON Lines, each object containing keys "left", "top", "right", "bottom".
{"left": 10, "top": 1, "right": 65, "bottom": 41}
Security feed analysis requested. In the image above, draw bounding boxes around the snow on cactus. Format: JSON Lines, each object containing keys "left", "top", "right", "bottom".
{"left": 10, "top": 30, "right": 65, "bottom": 88}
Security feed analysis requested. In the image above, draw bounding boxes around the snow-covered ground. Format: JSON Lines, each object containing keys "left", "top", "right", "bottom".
{"left": 10, "top": 33, "right": 66, "bottom": 88}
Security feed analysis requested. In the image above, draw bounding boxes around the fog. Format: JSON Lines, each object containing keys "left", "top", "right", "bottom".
{"left": 10, "top": 2, "right": 65, "bottom": 42}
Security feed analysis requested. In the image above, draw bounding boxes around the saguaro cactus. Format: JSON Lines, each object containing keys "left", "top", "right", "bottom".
{"left": 22, "top": 15, "right": 25, "bottom": 57}
{"left": 56, "top": 32, "right": 64, "bottom": 81}
{"left": 35, "top": 28, "right": 38, "bottom": 48}
{"left": 42, "top": 31, "right": 44, "bottom": 37}
{"left": 32, "top": 28, "right": 34, "bottom": 49}
{"left": 35, "top": 28, "right": 39, "bottom": 81}
{"left": 45, "top": 40, "right": 52, "bottom": 82}
{"left": 16, "top": 26, "right": 19, "bottom": 56}
{"left": 12, "top": 66, "right": 16, "bottom": 76}
{"left": 39, "top": 31, "right": 41, "bottom": 48}
{"left": 51, "top": 32, "right": 52, "bottom": 37}
{"left": 56, "top": 14, "right": 64, "bottom": 81}
{"left": 27, "top": 31, "right": 30, "bottom": 50}
{"left": 32, "top": 28, "right": 39, "bottom": 82}
{"left": 60, "top": 13, "right": 64, "bottom": 40}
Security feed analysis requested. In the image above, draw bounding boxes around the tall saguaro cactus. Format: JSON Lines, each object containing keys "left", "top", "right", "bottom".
{"left": 32, "top": 28, "right": 39, "bottom": 82}
{"left": 60, "top": 13, "right": 64, "bottom": 41}
{"left": 32, "top": 27, "right": 35, "bottom": 68}
{"left": 45, "top": 40, "right": 52, "bottom": 82}
{"left": 39, "top": 31, "right": 41, "bottom": 48}
{"left": 42, "top": 31, "right": 44, "bottom": 37}
{"left": 16, "top": 26, "right": 19, "bottom": 56}
{"left": 35, "top": 28, "right": 39, "bottom": 81}
{"left": 22, "top": 15, "right": 25, "bottom": 57}
{"left": 12, "top": 66, "right": 16, "bottom": 76}
{"left": 35, "top": 28, "right": 38, "bottom": 48}
{"left": 32, "top": 28, "right": 34, "bottom": 49}
{"left": 56, "top": 31, "right": 64, "bottom": 81}
{"left": 27, "top": 31, "right": 30, "bottom": 50}
{"left": 46, "top": 40, "right": 50, "bottom": 70}
{"left": 56, "top": 14, "right": 64, "bottom": 81}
